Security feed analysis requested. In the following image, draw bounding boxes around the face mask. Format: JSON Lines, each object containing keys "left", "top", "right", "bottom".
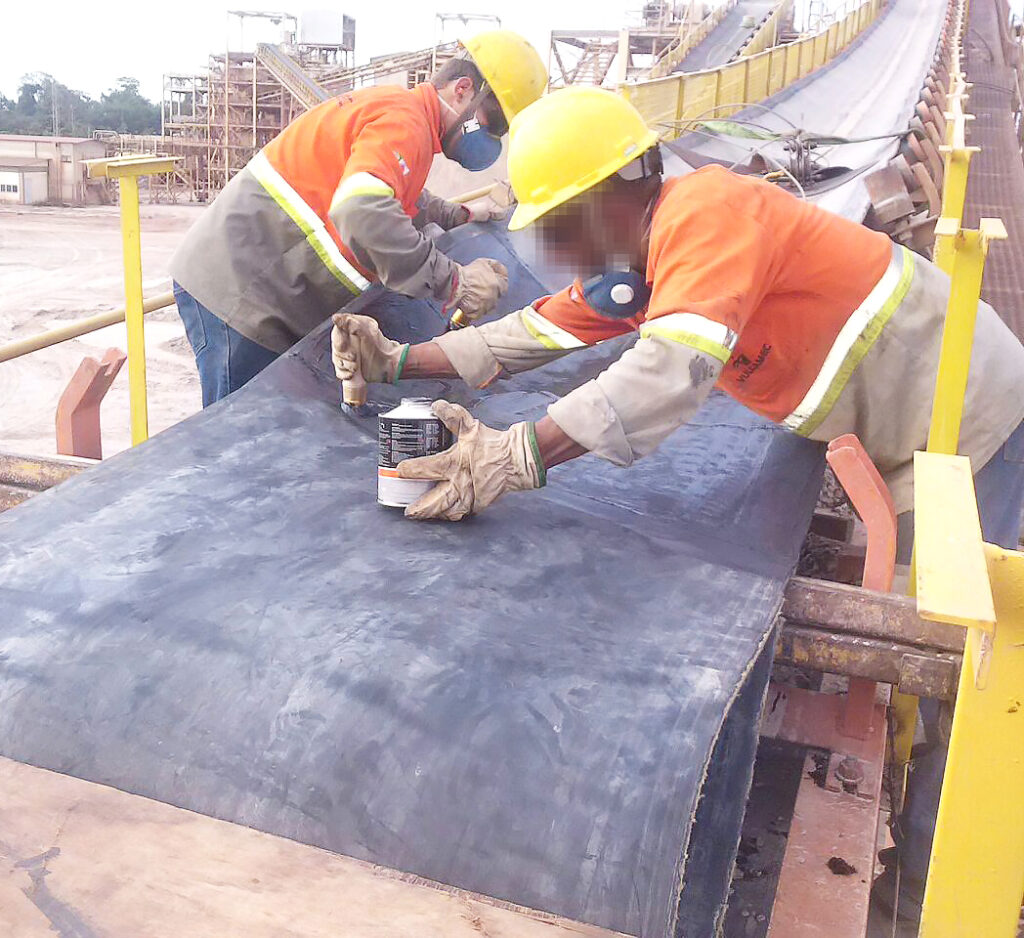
{"left": 441, "top": 98, "right": 502, "bottom": 171}
{"left": 582, "top": 269, "right": 651, "bottom": 319}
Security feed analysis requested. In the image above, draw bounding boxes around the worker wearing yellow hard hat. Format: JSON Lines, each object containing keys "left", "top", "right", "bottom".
{"left": 170, "top": 29, "right": 546, "bottom": 407}
{"left": 331, "top": 83, "right": 1022, "bottom": 533}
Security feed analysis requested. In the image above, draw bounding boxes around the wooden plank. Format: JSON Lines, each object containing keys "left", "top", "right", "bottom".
{"left": 913, "top": 452, "right": 996, "bottom": 630}
{"left": 0, "top": 757, "right": 626, "bottom": 938}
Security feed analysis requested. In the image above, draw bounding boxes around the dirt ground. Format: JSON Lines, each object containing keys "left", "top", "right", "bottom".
{"left": 0, "top": 202, "right": 204, "bottom": 458}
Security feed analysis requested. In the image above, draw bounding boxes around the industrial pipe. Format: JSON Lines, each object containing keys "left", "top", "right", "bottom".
{"left": 0, "top": 290, "right": 175, "bottom": 364}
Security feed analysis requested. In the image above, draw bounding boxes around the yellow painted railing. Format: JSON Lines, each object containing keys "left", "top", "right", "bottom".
{"left": 738, "top": 0, "right": 794, "bottom": 59}
{"left": 84, "top": 156, "right": 179, "bottom": 446}
{"left": 621, "top": 0, "right": 884, "bottom": 139}
{"left": 906, "top": 1, "right": 1024, "bottom": 931}
{"left": 892, "top": 0, "right": 974, "bottom": 763}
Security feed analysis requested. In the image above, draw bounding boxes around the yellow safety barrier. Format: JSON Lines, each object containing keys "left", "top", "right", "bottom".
{"left": 906, "top": 1, "right": 1024, "bottom": 922}
{"left": 892, "top": 0, "right": 973, "bottom": 770}
{"left": 84, "top": 155, "right": 178, "bottom": 446}
{"left": 914, "top": 462, "right": 1024, "bottom": 938}
{"left": 621, "top": 0, "right": 885, "bottom": 139}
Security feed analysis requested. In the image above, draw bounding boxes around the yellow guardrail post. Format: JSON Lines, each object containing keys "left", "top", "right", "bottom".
{"left": 893, "top": 0, "right": 973, "bottom": 767}
{"left": 927, "top": 218, "right": 1006, "bottom": 453}
{"left": 914, "top": 461, "right": 1024, "bottom": 938}
{"left": 933, "top": 93, "right": 979, "bottom": 273}
{"left": 85, "top": 155, "right": 178, "bottom": 446}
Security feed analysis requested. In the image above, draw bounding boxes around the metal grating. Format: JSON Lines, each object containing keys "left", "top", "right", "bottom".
{"left": 962, "top": 0, "right": 1024, "bottom": 339}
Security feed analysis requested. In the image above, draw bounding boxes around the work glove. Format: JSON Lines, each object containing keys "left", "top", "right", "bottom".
{"left": 462, "top": 199, "right": 507, "bottom": 223}
{"left": 330, "top": 313, "right": 408, "bottom": 384}
{"left": 447, "top": 257, "right": 509, "bottom": 323}
{"left": 397, "top": 400, "right": 545, "bottom": 521}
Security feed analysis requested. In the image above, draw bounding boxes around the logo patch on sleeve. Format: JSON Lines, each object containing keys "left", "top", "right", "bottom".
{"left": 393, "top": 151, "right": 410, "bottom": 176}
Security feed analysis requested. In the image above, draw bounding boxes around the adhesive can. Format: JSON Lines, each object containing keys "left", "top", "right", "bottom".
{"left": 377, "top": 398, "right": 453, "bottom": 508}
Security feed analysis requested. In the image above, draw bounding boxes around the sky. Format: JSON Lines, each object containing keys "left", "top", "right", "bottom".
{"left": 6, "top": 0, "right": 1024, "bottom": 104}
{"left": 1, "top": 0, "right": 641, "bottom": 102}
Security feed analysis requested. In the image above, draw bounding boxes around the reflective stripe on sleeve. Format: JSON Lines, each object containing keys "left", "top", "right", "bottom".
{"left": 783, "top": 245, "right": 914, "bottom": 436}
{"left": 249, "top": 151, "right": 370, "bottom": 293}
{"left": 520, "top": 307, "right": 588, "bottom": 351}
{"left": 639, "top": 313, "right": 738, "bottom": 364}
{"left": 329, "top": 172, "right": 395, "bottom": 212}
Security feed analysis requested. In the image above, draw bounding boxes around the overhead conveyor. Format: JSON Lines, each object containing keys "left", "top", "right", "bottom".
{"left": 0, "top": 1, "right": 959, "bottom": 934}
{"left": 673, "top": 0, "right": 780, "bottom": 73}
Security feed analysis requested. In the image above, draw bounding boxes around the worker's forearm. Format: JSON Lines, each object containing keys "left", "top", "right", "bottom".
{"left": 400, "top": 341, "right": 460, "bottom": 379}
{"left": 534, "top": 415, "right": 588, "bottom": 468}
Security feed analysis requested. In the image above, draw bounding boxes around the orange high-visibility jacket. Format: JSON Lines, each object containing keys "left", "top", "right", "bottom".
{"left": 433, "top": 166, "right": 1024, "bottom": 511}
{"left": 171, "top": 84, "right": 465, "bottom": 353}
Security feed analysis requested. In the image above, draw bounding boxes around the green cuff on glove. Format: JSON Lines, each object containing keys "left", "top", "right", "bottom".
{"left": 527, "top": 423, "right": 547, "bottom": 488}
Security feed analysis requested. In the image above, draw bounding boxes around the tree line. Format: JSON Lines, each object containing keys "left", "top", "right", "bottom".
{"left": 0, "top": 75, "right": 160, "bottom": 137}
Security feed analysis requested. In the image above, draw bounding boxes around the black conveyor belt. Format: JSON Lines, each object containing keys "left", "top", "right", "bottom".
{"left": 0, "top": 224, "right": 824, "bottom": 935}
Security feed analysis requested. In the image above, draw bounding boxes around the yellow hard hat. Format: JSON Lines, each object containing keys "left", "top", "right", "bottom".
{"left": 507, "top": 87, "right": 660, "bottom": 232}
{"left": 462, "top": 30, "right": 548, "bottom": 123}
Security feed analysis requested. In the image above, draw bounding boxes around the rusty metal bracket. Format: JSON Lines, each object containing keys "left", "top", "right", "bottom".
{"left": 55, "top": 348, "right": 127, "bottom": 460}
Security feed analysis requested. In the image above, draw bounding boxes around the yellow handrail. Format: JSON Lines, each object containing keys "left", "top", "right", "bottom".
{"left": 85, "top": 155, "right": 179, "bottom": 446}
{"left": 0, "top": 292, "right": 175, "bottom": 364}
{"left": 620, "top": 0, "right": 884, "bottom": 139}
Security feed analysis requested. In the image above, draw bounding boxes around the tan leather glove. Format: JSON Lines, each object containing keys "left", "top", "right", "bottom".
{"left": 397, "top": 400, "right": 545, "bottom": 521}
{"left": 447, "top": 258, "right": 509, "bottom": 322}
{"left": 331, "top": 313, "right": 408, "bottom": 384}
{"left": 463, "top": 200, "right": 507, "bottom": 223}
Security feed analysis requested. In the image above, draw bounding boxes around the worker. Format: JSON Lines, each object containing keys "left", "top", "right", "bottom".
{"left": 332, "top": 87, "right": 1024, "bottom": 924}
{"left": 169, "top": 31, "right": 547, "bottom": 406}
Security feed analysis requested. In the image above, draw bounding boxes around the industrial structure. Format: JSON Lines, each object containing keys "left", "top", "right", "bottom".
{"left": 1, "top": 0, "right": 1024, "bottom": 936}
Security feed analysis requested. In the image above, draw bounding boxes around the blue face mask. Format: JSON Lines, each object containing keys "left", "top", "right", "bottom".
{"left": 447, "top": 127, "right": 502, "bottom": 171}
{"left": 441, "top": 95, "right": 503, "bottom": 171}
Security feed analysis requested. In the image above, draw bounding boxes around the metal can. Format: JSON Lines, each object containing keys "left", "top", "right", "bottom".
{"left": 377, "top": 398, "right": 453, "bottom": 508}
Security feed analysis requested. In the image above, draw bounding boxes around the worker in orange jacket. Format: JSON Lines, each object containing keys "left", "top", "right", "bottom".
{"left": 332, "top": 87, "right": 1024, "bottom": 923}
{"left": 170, "top": 31, "right": 547, "bottom": 406}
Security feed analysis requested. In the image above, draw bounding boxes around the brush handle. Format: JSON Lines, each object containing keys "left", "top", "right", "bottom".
{"left": 342, "top": 374, "right": 367, "bottom": 407}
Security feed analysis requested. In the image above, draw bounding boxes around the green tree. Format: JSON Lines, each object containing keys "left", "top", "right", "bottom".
{"left": 0, "top": 74, "right": 160, "bottom": 137}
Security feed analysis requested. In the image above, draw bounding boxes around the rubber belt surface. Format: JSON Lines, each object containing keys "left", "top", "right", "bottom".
{"left": 0, "top": 224, "right": 824, "bottom": 936}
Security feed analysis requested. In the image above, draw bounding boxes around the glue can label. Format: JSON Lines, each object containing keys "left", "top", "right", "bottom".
{"left": 378, "top": 398, "right": 454, "bottom": 508}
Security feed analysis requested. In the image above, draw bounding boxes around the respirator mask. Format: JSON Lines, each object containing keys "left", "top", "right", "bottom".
{"left": 441, "top": 88, "right": 508, "bottom": 171}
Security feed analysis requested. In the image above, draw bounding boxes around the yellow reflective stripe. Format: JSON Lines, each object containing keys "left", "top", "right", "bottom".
{"left": 520, "top": 308, "right": 588, "bottom": 351}
{"left": 640, "top": 313, "right": 738, "bottom": 365}
{"left": 783, "top": 245, "right": 914, "bottom": 436}
{"left": 329, "top": 172, "right": 395, "bottom": 212}
{"left": 249, "top": 152, "right": 370, "bottom": 292}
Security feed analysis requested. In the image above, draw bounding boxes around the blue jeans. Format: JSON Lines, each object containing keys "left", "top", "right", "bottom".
{"left": 898, "top": 417, "right": 1024, "bottom": 883}
{"left": 174, "top": 283, "right": 280, "bottom": 407}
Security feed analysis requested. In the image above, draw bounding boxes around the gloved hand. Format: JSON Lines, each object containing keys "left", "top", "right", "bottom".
{"left": 330, "top": 313, "right": 408, "bottom": 384}
{"left": 397, "top": 400, "right": 545, "bottom": 521}
{"left": 447, "top": 257, "right": 509, "bottom": 322}
{"left": 462, "top": 199, "right": 507, "bottom": 223}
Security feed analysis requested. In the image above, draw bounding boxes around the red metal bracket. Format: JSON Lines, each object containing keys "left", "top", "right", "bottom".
{"left": 826, "top": 434, "right": 897, "bottom": 740}
{"left": 55, "top": 348, "right": 127, "bottom": 460}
